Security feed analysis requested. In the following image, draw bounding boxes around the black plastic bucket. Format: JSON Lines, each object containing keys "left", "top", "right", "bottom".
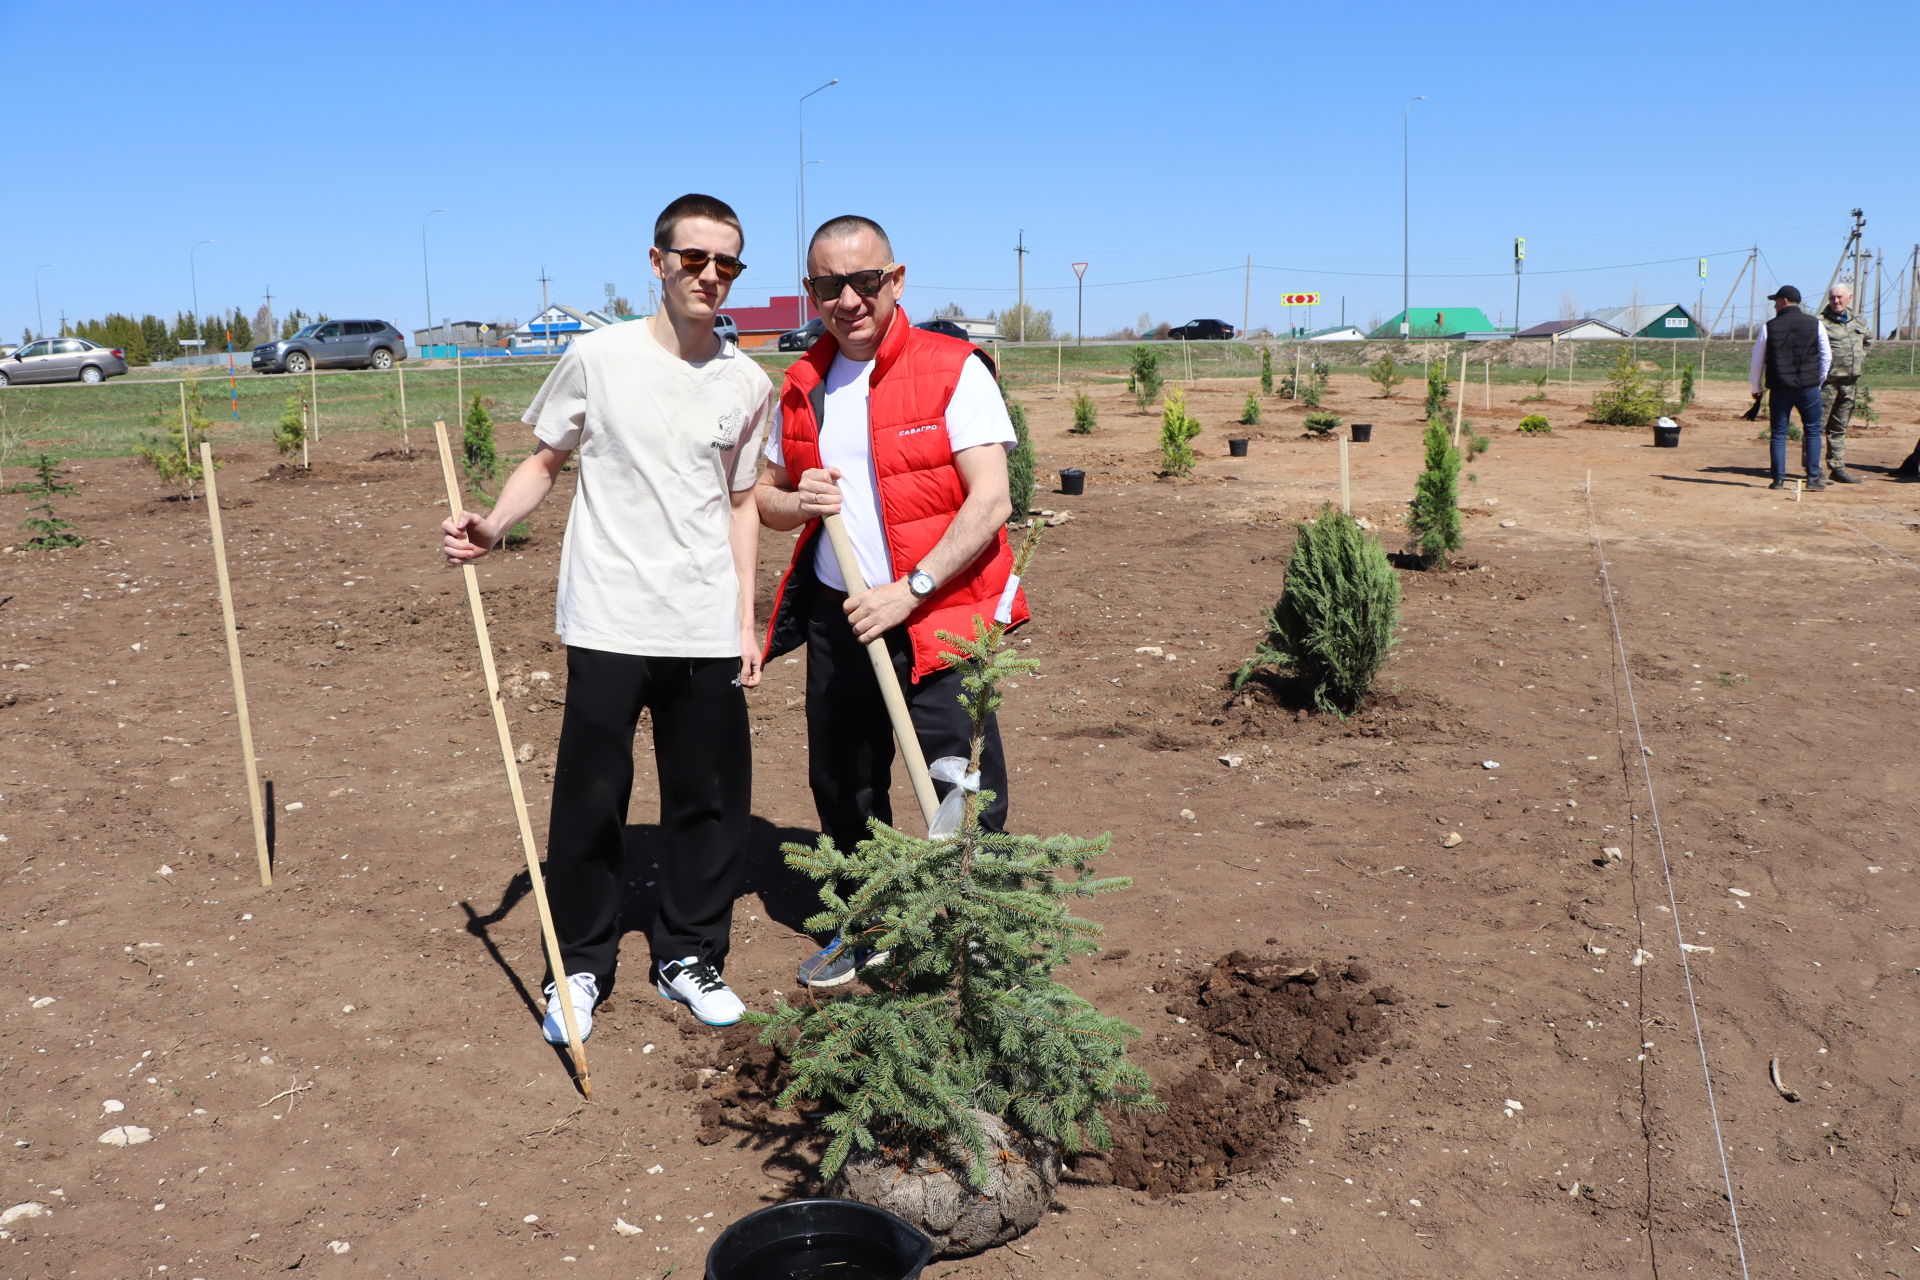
{"left": 1350, "top": 423, "right": 1373, "bottom": 443}
{"left": 1228, "top": 438, "right": 1250, "bottom": 457}
{"left": 1059, "top": 467, "right": 1086, "bottom": 496}
{"left": 1653, "top": 425, "right": 1680, "bottom": 448}
{"left": 706, "top": 1198, "right": 935, "bottom": 1280}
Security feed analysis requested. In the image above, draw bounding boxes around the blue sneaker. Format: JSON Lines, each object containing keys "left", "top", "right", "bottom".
{"left": 795, "top": 936, "right": 891, "bottom": 988}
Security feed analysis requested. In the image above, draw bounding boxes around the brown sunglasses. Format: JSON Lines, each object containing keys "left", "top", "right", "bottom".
{"left": 804, "top": 264, "right": 899, "bottom": 302}
{"left": 666, "top": 247, "right": 746, "bottom": 280}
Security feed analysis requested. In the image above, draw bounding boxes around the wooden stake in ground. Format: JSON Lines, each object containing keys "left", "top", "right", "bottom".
{"left": 398, "top": 366, "right": 412, "bottom": 454}
{"left": 178, "top": 383, "right": 191, "bottom": 477}
{"left": 308, "top": 367, "right": 320, "bottom": 443}
{"left": 301, "top": 401, "right": 310, "bottom": 471}
{"left": 431, "top": 420, "right": 593, "bottom": 1098}
{"left": 198, "top": 442, "right": 273, "bottom": 888}
{"left": 1452, "top": 352, "right": 1467, "bottom": 446}
{"left": 1484, "top": 359, "right": 1491, "bottom": 410}
{"left": 1338, "top": 433, "right": 1351, "bottom": 515}
{"left": 821, "top": 513, "right": 941, "bottom": 828}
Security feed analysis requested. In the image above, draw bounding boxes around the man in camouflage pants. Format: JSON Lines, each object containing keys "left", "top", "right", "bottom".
{"left": 1818, "top": 282, "right": 1872, "bottom": 484}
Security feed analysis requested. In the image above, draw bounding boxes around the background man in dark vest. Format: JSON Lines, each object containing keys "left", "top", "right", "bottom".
{"left": 1748, "top": 285, "right": 1832, "bottom": 490}
{"left": 1817, "top": 282, "right": 1872, "bottom": 483}
{"left": 755, "top": 214, "right": 1025, "bottom": 989}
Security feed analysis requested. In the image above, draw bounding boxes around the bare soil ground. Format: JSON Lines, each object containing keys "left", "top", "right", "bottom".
{"left": 4, "top": 372, "right": 1918, "bottom": 1278}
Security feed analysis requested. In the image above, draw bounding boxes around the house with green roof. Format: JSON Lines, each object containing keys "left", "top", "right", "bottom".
{"left": 1368, "top": 308, "right": 1496, "bottom": 339}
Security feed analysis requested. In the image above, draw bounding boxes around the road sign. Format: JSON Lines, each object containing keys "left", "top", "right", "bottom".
{"left": 1282, "top": 292, "right": 1321, "bottom": 306}
{"left": 1071, "top": 262, "right": 1088, "bottom": 279}
{"left": 1514, "top": 237, "right": 1526, "bottom": 262}
{"left": 1699, "top": 258, "right": 1708, "bottom": 279}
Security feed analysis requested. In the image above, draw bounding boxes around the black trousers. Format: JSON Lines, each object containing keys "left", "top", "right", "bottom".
{"left": 804, "top": 589, "right": 1008, "bottom": 866}
{"left": 544, "top": 646, "right": 749, "bottom": 987}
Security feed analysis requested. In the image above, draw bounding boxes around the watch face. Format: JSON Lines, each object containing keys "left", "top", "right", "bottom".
{"left": 910, "top": 571, "right": 935, "bottom": 597}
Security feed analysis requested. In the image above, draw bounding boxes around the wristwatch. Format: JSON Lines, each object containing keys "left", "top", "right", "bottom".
{"left": 907, "top": 568, "right": 936, "bottom": 599}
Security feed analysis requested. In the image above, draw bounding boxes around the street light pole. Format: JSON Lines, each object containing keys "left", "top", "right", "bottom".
{"left": 191, "top": 239, "right": 216, "bottom": 329}
{"left": 422, "top": 208, "right": 449, "bottom": 349}
{"left": 796, "top": 78, "right": 839, "bottom": 326}
{"left": 1402, "top": 96, "right": 1426, "bottom": 339}
{"left": 34, "top": 263, "right": 54, "bottom": 341}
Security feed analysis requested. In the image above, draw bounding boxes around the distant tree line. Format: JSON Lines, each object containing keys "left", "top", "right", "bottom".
{"left": 26, "top": 308, "right": 329, "bottom": 365}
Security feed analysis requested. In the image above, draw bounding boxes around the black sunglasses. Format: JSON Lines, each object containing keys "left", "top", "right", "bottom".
{"left": 666, "top": 247, "right": 746, "bottom": 280}
{"left": 804, "top": 264, "right": 899, "bottom": 302}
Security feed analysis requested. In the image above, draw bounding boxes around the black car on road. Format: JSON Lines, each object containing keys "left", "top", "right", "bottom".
{"left": 777, "top": 318, "right": 825, "bottom": 352}
{"left": 1167, "top": 318, "right": 1235, "bottom": 340}
{"left": 253, "top": 319, "right": 409, "bottom": 374}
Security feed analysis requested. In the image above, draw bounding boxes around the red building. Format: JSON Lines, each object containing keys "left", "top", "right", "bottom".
{"left": 722, "top": 294, "right": 810, "bottom": 347}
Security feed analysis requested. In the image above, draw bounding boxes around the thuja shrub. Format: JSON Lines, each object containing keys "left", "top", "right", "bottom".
{"left": 1423, "top": 359, "right": 1451, "bottom": 418}
{"left": 1408, "top": 413, "right": 1462, "bottom": 568}
{"left": 1070, "top": 391, "right": 1097, "bottom": 435}
{"left": 1589, "top": 351, "right": 1665, "bottom": 426}
{"left": 1260, "top": 346, "right": 1274, "bottom": 395}
{"left": 274, "top": 395, "right": 306, "bottom": 460}
{"left": 1240, "top": 394, "right": 1261, "bottom": 426}
{"left": 1234, "top": 506, "right": 1401, "bottom": 716}
{"left": 1517, "top": 414, "right": 1552, "bottom": 433}
{"left": 1005, "top": 393, "right": 1036, "bottom": 519}
{"left": 1129, "top": 345, "right": 1162, "bottom": 410}
{"left": 463, "top": 392, "right": 498, "bottom": 487}
{"left": 1678, "top": 363, "right": 1696, "bottom": 410}
{"left": 1158, "top": 390, "right": 1202, "bottom": 475}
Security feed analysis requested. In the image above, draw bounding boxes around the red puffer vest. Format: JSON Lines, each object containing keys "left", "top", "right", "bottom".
{"left": 762, "top": 310, "right": 1029, "bottom": 682}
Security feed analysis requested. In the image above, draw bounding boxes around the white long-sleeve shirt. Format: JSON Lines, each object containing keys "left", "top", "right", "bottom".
{"left": 1749, "top": 313, "right": 1831, "bottom": 394}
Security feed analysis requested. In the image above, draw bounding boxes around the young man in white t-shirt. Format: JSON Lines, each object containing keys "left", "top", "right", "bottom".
{"left": 441, "top": 194, "right": 772, "bottom": 1036}
{"left": 756, "top": 215, "right": 1025, "bottom": 989}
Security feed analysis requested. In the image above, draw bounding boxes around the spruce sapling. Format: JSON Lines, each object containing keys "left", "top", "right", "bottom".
{"left": 1367, "top": 353, "right": 1406, "bottom": 397}
{"left": 1129, "top": 345, "right": 1162, "bottom": 410}
{"left": 1240, "top": 394, "right": 1261, "bottom": 426}
{"left": 1070, "top": 391, "right": 1097, "bottom": 435}
{"left": 752, "top": 524, "right": 1157, "bottom": 1188}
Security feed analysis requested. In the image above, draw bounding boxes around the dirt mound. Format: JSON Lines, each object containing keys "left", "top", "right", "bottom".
{"left": 1076, "top": 953, "right": 1398, "bottom": 1195}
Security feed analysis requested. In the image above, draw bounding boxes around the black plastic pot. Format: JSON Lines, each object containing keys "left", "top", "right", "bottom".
{"left": 1653, "top": 425, "right": 1680, "bottom": 448}
{"left": 1058, "top": 467, "right": 1086, "bottom": 496}
{"left": 1350, "top": 422, "right": 1373, "bottom": 443}
{"left": 706, "top": 1198, "right": 934, "bottom": 1280}
{"left": 1228, "top": 437, "right": 1250, "bottom": 457}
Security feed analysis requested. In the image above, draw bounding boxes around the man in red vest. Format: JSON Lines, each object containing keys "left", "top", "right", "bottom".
{"left": 757, "top": 214, "right": 1028, "bottom": 987}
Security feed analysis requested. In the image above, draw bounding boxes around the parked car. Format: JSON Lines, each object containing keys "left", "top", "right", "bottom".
{"left": 777, "top": 318, "right": 825, "bottom": 352}
{"left": 713, "top": 314, "right": 739, "bottom": 344}
{"left": 915, "top": 318, "right": 968, "bottom": 340}
{"left": 252, "top": 319, "right": 408, "bottom": 374}
{"left": 1167, "top": 318, "right": 1235, "bottom": 341}
{"left": 0, "top": 337, "right": 128, "bottom": 386}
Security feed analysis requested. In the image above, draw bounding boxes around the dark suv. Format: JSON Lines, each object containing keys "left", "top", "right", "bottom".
{"left": 253, "top": 320, "right": 408, "bottom": 374}
{"left": 1167, "top": 318, "right": 1235, "bottom": 340}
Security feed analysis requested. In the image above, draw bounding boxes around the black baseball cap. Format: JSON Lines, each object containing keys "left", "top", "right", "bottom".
{"left": 1766, "top": 285, "right": 1802, "bottom": 303}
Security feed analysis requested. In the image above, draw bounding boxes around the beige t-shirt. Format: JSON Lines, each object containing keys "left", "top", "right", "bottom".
{"left": 525, "top": 320, "right": 772, "bottom": 657}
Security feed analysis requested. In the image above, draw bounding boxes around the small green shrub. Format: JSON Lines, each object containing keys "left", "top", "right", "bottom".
{"left": 1233, "top": 506, "right": 1401, "bottom": 717}
{"left": 28, "top": 454, "right": 75, "bottom": 496}
{"left": 274, "top": 395, "right": 307, "bottom": 460}
{"left": 1367, "top": 353, "right": 1405, "bottom": 397}
{"left": 1408, "top": 414, "right": 1462, "bottom": 568}
{"left": 1423, "top": 359, "right": 1451, "bottom": 419}
{"left": 1240, "top": 394, "right": 1261, "bottom": 426}
{"left": 1517, "top": 414, "right": 1552, "bottom": 433}
{"left": 463, "top": 392, "right": 498, "bottom": 487}
{"left": 1678, "top": 363, "right": 1696, "bottom": 410}
{"left": 135, "top": 372, "right": 214, "bottom": 498}
{"left": 1589, "top": 351, "right": 1665, "bottom": 426}
{"left": 1462, "top": 420, "right": 1490, "bottom": 458}
{"left": 1856, "top": 381, "right": 1877, "bottom": 424}
{"left": 1158, "top": 390, "right": 1201, "bottom": 475}
{"left": 1259, "top": 346, "right": 1274, "bottom": 395}
{"left": 1070, "top": 391, "right": 1097, "bottom": 435}
{"left": 1303, "top": 410, "right": 1340, "bottom": 435}
{"left": 1130, "top": 345, "right": 1162, "bottom": 410}
{"left": 20, "top": 499, "right": 83, "bottom": 549}
{"left": 1005, "top": 393, "right": 1036, "bottom": 519}
{"left": 1300, "top": 375, "right": 1324, "bottom": 408}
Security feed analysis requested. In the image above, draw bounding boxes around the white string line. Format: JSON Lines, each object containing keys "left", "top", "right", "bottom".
{"left": 1584, "top": 478, "right": 1754, "bottom": 1280}
{"left": 1819, "top": 511, "right": 1920, "bottom": 573}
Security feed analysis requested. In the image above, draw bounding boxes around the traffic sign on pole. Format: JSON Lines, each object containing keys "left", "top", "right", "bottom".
{"left": 1282, "top": 292, "right": 1321, "bottom": 306}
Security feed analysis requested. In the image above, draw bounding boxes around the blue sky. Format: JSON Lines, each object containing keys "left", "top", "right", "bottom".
{"left": 5, "top": 0, "right": 1916, "bottom": 342}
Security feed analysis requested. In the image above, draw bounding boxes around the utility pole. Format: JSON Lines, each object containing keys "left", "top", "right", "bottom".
{"left": 1513, "top": 236, "right": 1525, "bottom": 335}
{"left": 1015, "top": 230, "right": 1028, "bottom": 342}
{"left": 1873, "top": 247, "right": 1883, "bottom": 338}
{"left": 1748, "top": 246, "right": 1758, "bottom": 342}
{"left": 1242, "top": 255, "right": 1251, "bottom": 336}
{"left": 1823, "top": 208, "right": 1865, "bottom": 304}
{"left": 538, "top": 265, "right": 552, "bottom": 355}
{"left": 263, "top": 285, "right": 275, "bottom": 341}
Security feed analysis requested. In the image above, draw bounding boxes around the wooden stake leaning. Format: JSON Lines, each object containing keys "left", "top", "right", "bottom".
{"left": 199, "top": 442, "right": 273, "bottom": 887}
{"left": 432, "top": 421, "right": 593, "bottom": 1098}
{"left": 308, "top": 368, "right": 319, "bottom": 443}
{"left": 822, "top": 513, "right": 941, "bottom": 829}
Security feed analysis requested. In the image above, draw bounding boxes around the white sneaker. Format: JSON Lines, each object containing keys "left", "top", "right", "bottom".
{"left": 541, "top": 972, "right": 598, "bottom": 1045}
{"left": 655, "top": 956, "right": 745, "bottom": 1026}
